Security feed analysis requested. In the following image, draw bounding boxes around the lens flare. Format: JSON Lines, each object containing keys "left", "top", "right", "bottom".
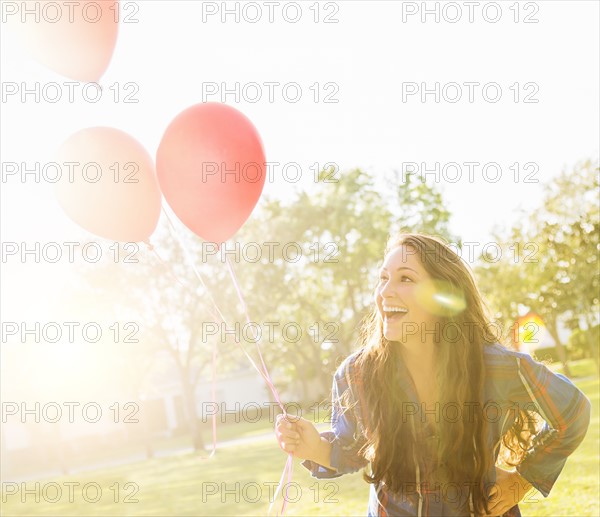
{"left": 415, "top": 279, "right": 467, "bottom": 317}
{"left": 514, "top": 312, "right": 546, "bottom": 346}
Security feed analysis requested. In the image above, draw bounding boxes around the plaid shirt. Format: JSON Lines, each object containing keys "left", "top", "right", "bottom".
{"left": 302, "top": 343, "right": 591, "bottom": 517}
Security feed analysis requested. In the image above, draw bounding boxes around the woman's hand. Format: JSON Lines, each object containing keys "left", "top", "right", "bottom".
{"left": 484, "top": 466, "right": 533, "bottom": 516}
{"left": 275, "top": 414, "right": 322, "bottom": 461}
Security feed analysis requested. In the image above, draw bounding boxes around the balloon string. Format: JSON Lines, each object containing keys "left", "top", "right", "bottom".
{"left": 209, "top": 335, "right": 217, "bottom": 458}
{"left": 223, "top": 254, "right": 294, "bottom": 516}
{"left": 145, "top": 240, "right": 191, "bottom": 292}
{"left": 162, "top": 208, "right": 228, "bottom": 323}
{"left": 161, "top": 208, "right": 287, "bottom": 409}
{"left": 144, "top": 238, "right": 218, "bottom": 459}
{"left": 268, "top": 453, "right": 294, "bottom": 517}
{"left": 163, "top": 208, "right": 294, "bottom": 415}
{"left": 224, "top": 255, "right": 284, "bottom": 409}
{"left": 158, "top": 212, "right": 294, "bottom": 515}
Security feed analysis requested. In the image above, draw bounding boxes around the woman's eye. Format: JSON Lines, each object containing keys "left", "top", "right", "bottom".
{"left": 400, "top": 276, "right": 413, "bottom": 282}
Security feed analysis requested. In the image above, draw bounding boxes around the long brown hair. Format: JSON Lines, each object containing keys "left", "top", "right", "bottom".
{"left": 350, "top": 233, "right": 538, "bottom": 515}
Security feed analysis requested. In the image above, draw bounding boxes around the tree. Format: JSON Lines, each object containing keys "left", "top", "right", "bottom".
{"left": 476, "top": 159, "right": 599, "bottom": 376}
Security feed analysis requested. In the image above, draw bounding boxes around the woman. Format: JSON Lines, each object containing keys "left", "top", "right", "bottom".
{"left": 275, "top": 233, "right": 591, "bottom": 517}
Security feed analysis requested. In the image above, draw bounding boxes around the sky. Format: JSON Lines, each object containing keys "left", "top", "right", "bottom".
{"left": 0, "top": 0, "right": 598, "bottom": 318}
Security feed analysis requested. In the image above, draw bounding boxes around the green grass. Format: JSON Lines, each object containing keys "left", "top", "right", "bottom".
{"left": 547, "top": 357, "right": 599, "bottom": 379}
{"left": 2, "top": 377, "right": 598, "bottom": 517}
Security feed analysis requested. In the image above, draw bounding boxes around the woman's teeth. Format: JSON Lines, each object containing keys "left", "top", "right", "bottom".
{"left": 384, "top": 307, "right": 408, "bottom": 320}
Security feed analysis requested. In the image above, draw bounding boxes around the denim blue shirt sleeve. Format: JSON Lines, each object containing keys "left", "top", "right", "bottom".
{"left": 301, "top": 353, "right": 368, "bottom": 478}
{"left": 499, "top": 348, "right": 592, "bottom": 497}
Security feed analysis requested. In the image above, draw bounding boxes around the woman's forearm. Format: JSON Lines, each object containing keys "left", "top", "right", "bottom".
{"left": 309, "top": 436, "right": 337, "bottom": 471}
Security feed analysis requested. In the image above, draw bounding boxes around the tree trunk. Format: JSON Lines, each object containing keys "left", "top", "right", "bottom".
{"left": 182, "top": 378, "right": 205, "bottom": 452}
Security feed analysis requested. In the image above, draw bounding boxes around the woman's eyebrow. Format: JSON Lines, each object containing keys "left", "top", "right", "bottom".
{"left": 380, "top": 267, "right": 419, "bottom": 274}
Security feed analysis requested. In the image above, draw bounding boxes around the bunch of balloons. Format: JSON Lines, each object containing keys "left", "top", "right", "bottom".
{"left": 9, "top": 0, "right": 266, "bottom": 241}
{"left": 55, "top": 102, "right": 266, "bottom": 246}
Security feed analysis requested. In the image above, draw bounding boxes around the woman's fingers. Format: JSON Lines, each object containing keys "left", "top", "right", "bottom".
{"left": 277, "top": 428, "right": 300, "bottom": 452}
{"left": 277, "top": 428, "right": 301, "bottom": 443}
{"left": 275, "top": 414, "right": 301, "bottom": 452}
{"left": 280, "top": 441, "right": 296, "bottom": 453}
{"left": 279, "top": 428, "right": 300, "bottom": 440}
{"left": 275, "top": 413, "right": 293, "bottom": 433}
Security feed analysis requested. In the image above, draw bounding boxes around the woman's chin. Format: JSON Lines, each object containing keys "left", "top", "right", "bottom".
{"left": 383, "top": 328, "right": 402, "bottom": 341}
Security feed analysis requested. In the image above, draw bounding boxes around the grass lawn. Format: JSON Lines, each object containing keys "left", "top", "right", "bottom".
{"left": 546, "top": 357, "right": 599, "bottom": 378}
{"left": 2, "top": 376, "right": 598, "bottom": 516}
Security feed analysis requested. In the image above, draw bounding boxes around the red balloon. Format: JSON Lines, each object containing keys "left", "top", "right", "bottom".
{"left": 156, "top": 103, "right": 266, "bottom": 245}
{"left": 54, "top": 127, "right": 161, "bottom": 242}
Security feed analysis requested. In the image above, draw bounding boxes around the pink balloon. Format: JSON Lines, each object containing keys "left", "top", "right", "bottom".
{"left": 156, "top": 103, "right": 267, "bottom": 245}
{"left": 8, "top": 0, "right": 119, "bottom": 82}
{"left": 53, "top": 127, "right": 161, "bottom": 242}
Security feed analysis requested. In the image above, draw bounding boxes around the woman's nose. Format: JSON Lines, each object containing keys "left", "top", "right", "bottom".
{"left": 380, "top": 279, "right": 397, "bottom": 297}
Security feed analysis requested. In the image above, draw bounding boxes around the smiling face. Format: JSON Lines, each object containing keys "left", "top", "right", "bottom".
{"left": 375, "top": 244, "right": 440, "bottom": 343}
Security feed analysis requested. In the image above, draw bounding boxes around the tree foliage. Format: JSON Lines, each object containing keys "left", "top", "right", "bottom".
{"left": 476, "top": 159, "right": 599, "bottom": 375}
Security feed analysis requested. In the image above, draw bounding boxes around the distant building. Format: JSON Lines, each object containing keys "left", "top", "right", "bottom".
{"left": 139, "top": 350, "right": 271, "bottom": 437}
